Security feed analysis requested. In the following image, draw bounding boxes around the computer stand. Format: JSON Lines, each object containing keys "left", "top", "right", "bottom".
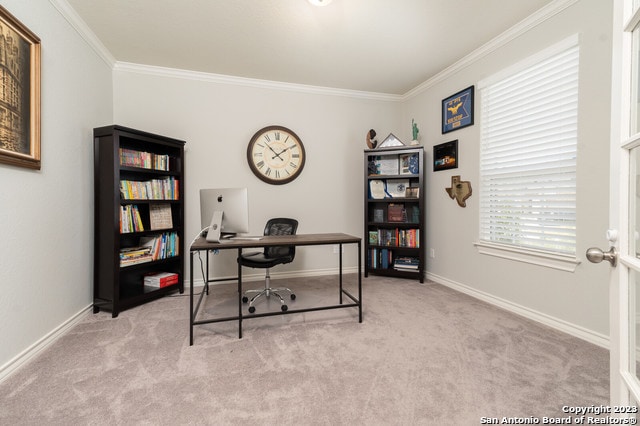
{"left": 205, "top": 210, "right": 223, "bottom": 242}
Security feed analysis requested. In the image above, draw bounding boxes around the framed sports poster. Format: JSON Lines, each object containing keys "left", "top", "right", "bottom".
{"left": 442, "top": 86, "right": 474, "bottom": 134}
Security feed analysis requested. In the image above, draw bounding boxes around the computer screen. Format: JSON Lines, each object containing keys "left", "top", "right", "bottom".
{"left": 200, "top": 188, "right": 250, "bottom": 240}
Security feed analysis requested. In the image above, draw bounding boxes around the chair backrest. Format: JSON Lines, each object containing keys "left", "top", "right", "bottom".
{"left": 264, "top": 218, "right": 298, "bottom": 259}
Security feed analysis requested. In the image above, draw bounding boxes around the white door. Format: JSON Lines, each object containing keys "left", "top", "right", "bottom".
{"left": 595, "top": 0, "right": 640, "bottom": 410}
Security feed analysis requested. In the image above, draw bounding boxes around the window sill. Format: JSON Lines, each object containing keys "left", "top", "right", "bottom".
{"left": 473, "top": 241, "right": 581, "bottom": 272}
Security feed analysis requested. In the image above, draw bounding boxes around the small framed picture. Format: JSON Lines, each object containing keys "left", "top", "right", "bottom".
{"left": 433, "top": 140, "right": 458, "bottom": 171}
{"left": 442, "top": 86, "right": 474, "bottom": 134}
{"left": 406, "top": 187, "right": 420, "bottom": 198}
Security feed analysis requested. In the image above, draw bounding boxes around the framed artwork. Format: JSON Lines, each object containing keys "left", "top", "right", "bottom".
{"left": 442, "top": 86, "right": 474, "bottom": 134}
{"left": 433, "top": 140, "right": 458, "bottom": 171}
{"left": 399, "top": 152, "right": 419, "bottom": 175}
{"left": 0, "top": 6, "right": 41, "bottom": 170}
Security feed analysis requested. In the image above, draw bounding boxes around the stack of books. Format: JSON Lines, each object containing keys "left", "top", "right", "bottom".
{"left": 393, "top": 256, "right": 419, "bottom": 272}
{"left": 119, "top": 246, "right": 153, "bottom": 267}
{"left": 144, "top": 272, "right": 179, "bottom": 288}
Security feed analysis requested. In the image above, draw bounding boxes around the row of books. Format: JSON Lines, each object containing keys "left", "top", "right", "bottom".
{"left": 120, "top": 177, "right": 179, "bottom": 200}
{"left": 368, "top": 248, "right": 393, "bottom": 269}
{"left": 367, "top": 249, "right": 420, "bottom": 272}
{"left": 119, "top": 148, "right": 172, "bottom": 171}
{"left": 120, "top": 232, "right": 180, "bottom": 267}
{"left": 120, "top": 205, "right": 144, "bottom": 233}
{"left": 368, "top": 228, "right": 420, "bottom": 248}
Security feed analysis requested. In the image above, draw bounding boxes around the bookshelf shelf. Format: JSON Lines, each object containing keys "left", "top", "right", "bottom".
{"left": 364, "top": 146, "right": 425, "bottom": 282}
{"left": 93, "top": 125, "right": 185, "bottom": 317}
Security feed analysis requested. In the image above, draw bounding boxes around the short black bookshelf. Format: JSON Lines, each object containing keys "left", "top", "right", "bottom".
{"left": 364, "top": 146, "right": 425, "bottom": 282}
{"left": 93, "top": 125, "right": 185, "bottom": 317}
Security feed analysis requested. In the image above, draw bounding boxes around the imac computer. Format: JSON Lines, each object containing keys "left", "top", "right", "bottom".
{"left": 200, "top": 188, "right": 250, "bottom": 242}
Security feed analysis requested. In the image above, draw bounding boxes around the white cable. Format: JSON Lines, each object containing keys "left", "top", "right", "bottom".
{"left": 190, "top": 226, "right": 210, "bottom": 247}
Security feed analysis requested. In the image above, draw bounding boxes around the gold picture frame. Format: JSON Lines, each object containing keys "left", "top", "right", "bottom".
{"left": 0, "top": 6, "right": 40, "bottom": 170}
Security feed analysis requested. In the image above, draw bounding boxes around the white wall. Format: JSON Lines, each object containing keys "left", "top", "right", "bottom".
{"left": 402, "top": 0, "right": 612, "bottom": 340}
{"left": 0, "top": 0, "right": 112, "bottom": 374}
{"left": 113, "top": 69, "right": 400, "bottom": 279}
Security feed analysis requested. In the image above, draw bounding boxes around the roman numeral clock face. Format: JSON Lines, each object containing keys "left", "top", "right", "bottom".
{"left": 247, "top": 125, "right": 306, "bottom": 185}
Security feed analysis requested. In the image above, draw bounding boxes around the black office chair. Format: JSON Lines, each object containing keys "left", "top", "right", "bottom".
{"left": 239, "top": 218, "right": 298, "bottom": 313}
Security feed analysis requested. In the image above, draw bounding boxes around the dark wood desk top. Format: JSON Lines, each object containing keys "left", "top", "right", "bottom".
{"left": 190, "top": 232, "right": 361, "bottom": 251}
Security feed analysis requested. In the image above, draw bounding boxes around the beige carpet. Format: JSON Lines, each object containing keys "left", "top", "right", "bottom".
{"left": 0, "top": 275, "right": 608, "bottom": 425}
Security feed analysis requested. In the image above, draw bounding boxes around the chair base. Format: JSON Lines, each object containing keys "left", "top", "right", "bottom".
{"left": 242, "top": 270, "right": 295, "bottom": 313}
{"left": 242, "top": 287, "right": 296, "bottom": 313}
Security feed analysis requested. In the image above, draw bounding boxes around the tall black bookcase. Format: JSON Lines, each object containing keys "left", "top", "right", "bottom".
{"left": 93, "top": 125, "right": 185, "bottom": 317}
{"left": 364, "top": 146, "right": 425, "bottom": 283}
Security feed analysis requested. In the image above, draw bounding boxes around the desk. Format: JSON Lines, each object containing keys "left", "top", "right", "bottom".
{"left": 189, "top": 233, "right": 362, "bottom": 344}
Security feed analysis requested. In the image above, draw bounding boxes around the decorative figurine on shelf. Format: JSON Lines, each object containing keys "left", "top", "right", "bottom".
{"left": 445, "top": 175, "right": 472, "bottom": 207}
{"left": 366, "top": 129, "right": 378, "bottom": 149}
{"left": 410, "top": 119, "right": 420, "bottom": 146}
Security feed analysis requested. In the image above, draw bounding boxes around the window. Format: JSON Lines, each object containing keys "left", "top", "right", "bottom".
{"left": 478, "top": 37, "right": 579, "bottom": 260}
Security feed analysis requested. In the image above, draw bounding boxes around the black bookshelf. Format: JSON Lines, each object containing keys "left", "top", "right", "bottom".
{"left": 364, "top": 146, "right": 425, "bottom": 283}
{"left": 93, "top": 125, "right": 185, "bottom": 317}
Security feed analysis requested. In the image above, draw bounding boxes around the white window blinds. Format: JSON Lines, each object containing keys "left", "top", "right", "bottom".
{"left": 479, "top": 40, "right": 579, "bottom": 256}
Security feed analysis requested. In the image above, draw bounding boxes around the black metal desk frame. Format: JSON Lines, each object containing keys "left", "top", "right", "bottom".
{"left": 189, "top": 233, "right": 362, "bottom": 345}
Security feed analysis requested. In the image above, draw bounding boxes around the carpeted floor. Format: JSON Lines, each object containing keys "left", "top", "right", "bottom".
{"left": 0, "top": 275, "right": 609, "bottom": 425}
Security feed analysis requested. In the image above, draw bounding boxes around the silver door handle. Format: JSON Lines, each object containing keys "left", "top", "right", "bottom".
{"left": 586, "top": 246, "right": 618, "bottom": 267}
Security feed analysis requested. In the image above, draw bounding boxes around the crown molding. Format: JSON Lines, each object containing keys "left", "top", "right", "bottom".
{"left": 49, "top": 0, "right": 115, "bottom": 68}
{"left": 113, "top": 62, "right": 403, "bottom": 102}
{"left": 402, "top": 0, "right": 580, "bottom": 100}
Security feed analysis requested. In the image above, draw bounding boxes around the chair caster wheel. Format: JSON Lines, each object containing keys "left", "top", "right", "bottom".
{"left": 290, "top": 294, "right": 296, "bottom": 300}
{"left": 281, "top": 305, "right": 288, "bottom": 312}
{"left": 242, "top": 296, "right": 248, "bottom": 303}
{"left": 248, "top": 306, "right": 256, "bottom": 314}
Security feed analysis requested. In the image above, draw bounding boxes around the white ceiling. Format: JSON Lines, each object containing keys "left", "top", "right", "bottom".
{"left": 65, "top": 0, "right": 554, "bottom": 95}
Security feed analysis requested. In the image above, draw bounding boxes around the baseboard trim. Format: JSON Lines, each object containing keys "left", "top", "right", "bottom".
{"left": 0, "top": 304, "right": 93, "bottom": 384}
{"left": 426, "top": 272, "right": 610, "bottom": 350}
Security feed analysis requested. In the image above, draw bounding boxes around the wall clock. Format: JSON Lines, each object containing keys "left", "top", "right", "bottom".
{"left": 247, "top": 125, "right": 306, "bottom": 185}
